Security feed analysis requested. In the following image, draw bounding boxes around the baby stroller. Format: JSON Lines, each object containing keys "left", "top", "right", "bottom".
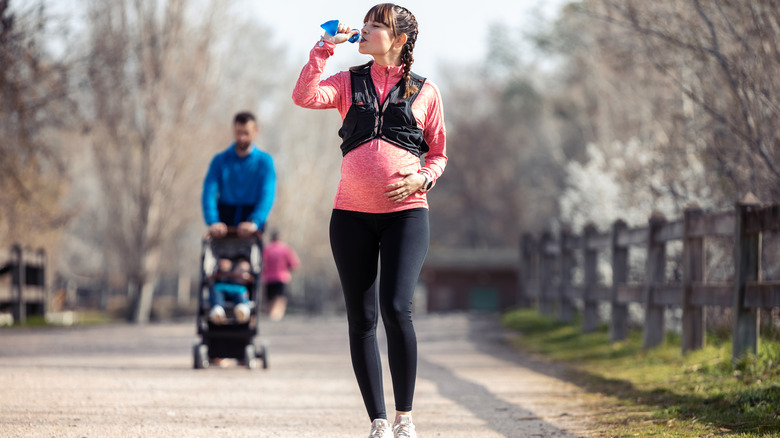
{"left": 193, "top": 228, "right": 268, "bottom": 369}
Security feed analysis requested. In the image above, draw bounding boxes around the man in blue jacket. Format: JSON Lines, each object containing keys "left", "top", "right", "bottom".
{"left": 201, "top": 111, "right": 275, "bottom": 325}
{"left": 202, "top": 111, "right": 276, "bottom": 238}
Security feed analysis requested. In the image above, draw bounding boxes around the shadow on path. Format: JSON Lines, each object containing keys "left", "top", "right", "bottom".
{"left": 418, "top": 356, "right": 579, "bottom": 438}
{"left": 416, "top": 313, "right": 583, "bottom": 437}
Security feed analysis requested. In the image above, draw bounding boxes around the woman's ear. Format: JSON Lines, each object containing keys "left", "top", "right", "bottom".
{"left": 394, "top": 33, "right": 408, "bottom": 48}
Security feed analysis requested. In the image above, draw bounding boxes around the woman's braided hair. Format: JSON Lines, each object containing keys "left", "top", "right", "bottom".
{"left": 393, "top": 5, "right": 419, "bottom": 98}
{"left": 354, "top": 3, "right": 420, "bottom": 98}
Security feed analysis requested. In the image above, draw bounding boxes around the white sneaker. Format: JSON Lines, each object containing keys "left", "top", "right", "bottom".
{"left": 393, "top": 415, "right": 416, "bottom": 438}
{"left": 234, "top": 303, "right": 250, "bottom": 323}
{"left": 369, "top": 418, "right": 393, "bottom": 438}
{"left": 209, "top": 305, "right": 226, "bottom": 324}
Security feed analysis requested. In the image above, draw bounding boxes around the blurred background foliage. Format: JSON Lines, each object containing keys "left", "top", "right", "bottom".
{"left": 2, "top": 0, "right": 778, "bottom": 321}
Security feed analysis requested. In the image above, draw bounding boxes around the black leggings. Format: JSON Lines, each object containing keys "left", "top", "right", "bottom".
{"left": 329, "top": 208, "right": 429, "bottom": 420}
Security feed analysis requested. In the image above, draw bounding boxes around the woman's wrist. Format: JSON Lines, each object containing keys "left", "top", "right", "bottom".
{"left": 418, "top": 171, "right": 433, "bottom": 192}
{"left": 317, "top": 35, "right": 337, "bottom": 49}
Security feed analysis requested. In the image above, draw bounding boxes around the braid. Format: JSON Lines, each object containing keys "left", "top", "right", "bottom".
{"left": 400, "top": 43, "right": 416, "bottom": 98}
{"left": 394, "top": 5, "right": 419, "bottom": 98}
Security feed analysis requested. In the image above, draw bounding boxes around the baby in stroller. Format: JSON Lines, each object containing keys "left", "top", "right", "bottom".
{"left": 209, "top": 256, "right": 252, "bottom": 325}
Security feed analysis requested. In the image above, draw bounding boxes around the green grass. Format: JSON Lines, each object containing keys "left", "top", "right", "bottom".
{"left": 0, "top": 310, "right": 118, "bottom": 328}
{"left": 502, "top": 309, "right": 780, "bottom": 437}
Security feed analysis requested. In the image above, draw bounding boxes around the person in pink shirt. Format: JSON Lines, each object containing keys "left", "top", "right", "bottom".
{"left": 292, "top": 4, "right": 447, "bottom": 438}
{"left": 262, "top": 231, "right": 300, "bottom": 321}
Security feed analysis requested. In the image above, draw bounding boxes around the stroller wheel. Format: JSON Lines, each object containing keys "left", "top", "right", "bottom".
{"left": 193, "top": 343, "right": 209, "bottom": 369}
{"left": 244, "top": 344, "right": 258, "bottom": 370}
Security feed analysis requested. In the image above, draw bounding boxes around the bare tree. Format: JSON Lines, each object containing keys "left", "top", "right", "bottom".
{"left": 0, "top": 0, "right": 73, "bottom": 250}
{"left": 582, "top": 0, "right": 780, "bottom": 203}
{"left": 431, "top": 25, "right": 573, "bottom": 248}
{"left": 80, "top": 0, "right": 237, "bottom": 322}
{"left": 531, "top": 1, "right": 719, "bottom": 232}
{"left": 514, "top": 0, "right": 780, "bottom": 234}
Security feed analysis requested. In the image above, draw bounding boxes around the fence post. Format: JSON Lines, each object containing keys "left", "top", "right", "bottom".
{"left": 682, "top": 205, "right": 705, "bottom": 353}
{"left": 539, "top": 231, "right": 555, "bottom": 316}
{"left": 611, "top": 220, "right": 629, "bottom": 342}
{"left": 558, "top": 226, "right": 575, "bottom": 322}
{"left": 733, "top": 193, "right": 761, "bottom": 360}
{"left": 517, "top": 234, "right": 535, "bottom": 308}
{"left": 643, "top": 212, "right": 667, "bottom": 349}
{"left": 582, "top": 224, "right": 599, "bottom": 333}
{"left": 37, "top": 248, "right": 47, "bottom": 316}
{"left": 11, "top": 244, "right": 26, "bottom": 324}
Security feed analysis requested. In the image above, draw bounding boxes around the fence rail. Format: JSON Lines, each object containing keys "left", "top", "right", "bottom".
{"left": 518, "top": 193, "right": 778, "bottom": 360}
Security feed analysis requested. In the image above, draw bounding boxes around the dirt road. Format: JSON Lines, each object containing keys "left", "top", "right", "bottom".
{"left": 0, "top": 313, "right": 593, "bottom": 437}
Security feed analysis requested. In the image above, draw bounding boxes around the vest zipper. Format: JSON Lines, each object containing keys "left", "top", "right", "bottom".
{"left": 375, "top": 67, "right": 392, "bottom": 139}
{"left": 376, "top": 99, "right": 391, "bottom": 141}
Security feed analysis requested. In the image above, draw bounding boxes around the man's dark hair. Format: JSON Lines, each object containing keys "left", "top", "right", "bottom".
{"left": 234, "top": 111, "right": 256, "bottom": 125}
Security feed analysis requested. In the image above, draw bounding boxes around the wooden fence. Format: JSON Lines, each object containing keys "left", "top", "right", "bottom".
{"left": 0, "top": 244, "right": 47, "bottom": 324}
{"left": 518, "top": 194, "right": 780, "bottom": 361}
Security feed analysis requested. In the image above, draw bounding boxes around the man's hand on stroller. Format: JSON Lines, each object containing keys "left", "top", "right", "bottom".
{"left": 208, "top": 222, "right": 228, "bottom": 238}
{"left": 237, "top": 221, "right": 258, "bottom": 237}
{"left": 206, "top": 221, "right": 258, "bottom": 239}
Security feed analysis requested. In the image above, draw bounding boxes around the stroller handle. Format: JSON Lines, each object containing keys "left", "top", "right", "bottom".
{"left": 202, "top": 226, "right": 263, "bottom": 243}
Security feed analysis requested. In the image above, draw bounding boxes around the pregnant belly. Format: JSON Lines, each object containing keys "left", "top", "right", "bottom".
{"left": 336, "top": 141, "right": 421, "bottom": 210}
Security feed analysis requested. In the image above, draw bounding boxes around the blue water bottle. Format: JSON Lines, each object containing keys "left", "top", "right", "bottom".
{"left": 321, "top": 20, "right": 360, "bottom": 43}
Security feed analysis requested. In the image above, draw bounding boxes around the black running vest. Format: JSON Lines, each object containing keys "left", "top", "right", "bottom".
{"left": 338, "top": 66, "right": 429, "bottom": 157}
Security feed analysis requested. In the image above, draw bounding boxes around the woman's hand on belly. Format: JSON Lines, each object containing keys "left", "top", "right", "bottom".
{"left": 385, "top": 168, "right": 427, "bottom": 203}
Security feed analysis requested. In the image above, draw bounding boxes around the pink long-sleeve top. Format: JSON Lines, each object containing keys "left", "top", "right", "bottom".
{"left": 262, "top": 241, "right": 300, "bottom": 284}
{"left": 292, "top": 39, "right": 447, "bottom": 214}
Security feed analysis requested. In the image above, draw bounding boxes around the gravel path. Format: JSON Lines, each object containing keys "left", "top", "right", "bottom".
{"left": 0, "top": 313, "right": 594, "bottom": 437}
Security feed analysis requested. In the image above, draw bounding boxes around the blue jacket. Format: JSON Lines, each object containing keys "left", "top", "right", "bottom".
{"left": 201, "top": 144, "right": 276, "bottom": 229}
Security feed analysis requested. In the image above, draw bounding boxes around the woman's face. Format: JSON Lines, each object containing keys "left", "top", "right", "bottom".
{"left": 358, "top": 19, "right": 399, "bottom": 58}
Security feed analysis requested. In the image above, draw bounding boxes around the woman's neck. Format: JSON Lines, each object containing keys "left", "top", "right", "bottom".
{"left": 372, "top": 53, "right": 402, "bottom": 67}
